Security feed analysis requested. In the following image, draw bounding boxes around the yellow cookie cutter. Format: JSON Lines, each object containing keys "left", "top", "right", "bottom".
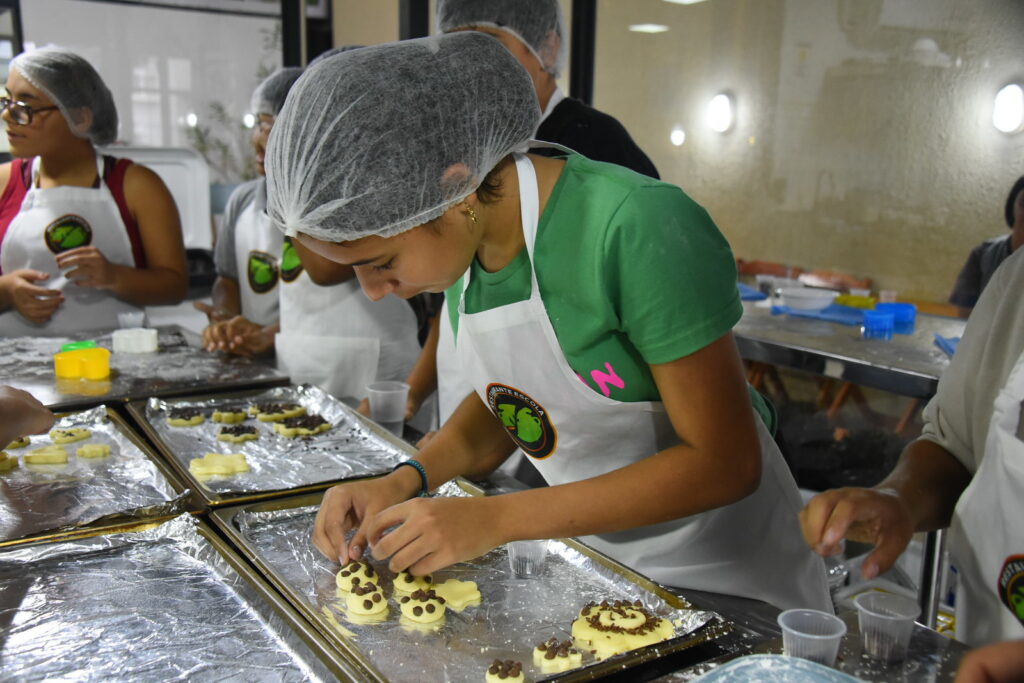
{"left": 54, "top": 346, "right": 111, "bottom": 380}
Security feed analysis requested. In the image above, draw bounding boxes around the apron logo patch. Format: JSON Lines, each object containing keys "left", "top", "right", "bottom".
{"left": 44, "top": 214, "right": 93, "bottom": 253}
{"left": 247, "top": 250, "right": 279, "bottom": 293}
{"left": 998, "top": 555, "right": 1024, "bottom": 627}
{"left": 280, "top": 239, "right": 304, "bottom": 283}
{"left": 486, "top": 383, "right": 557, "bottom": 459}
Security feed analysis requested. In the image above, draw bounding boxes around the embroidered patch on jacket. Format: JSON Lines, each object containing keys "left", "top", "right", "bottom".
{"left": 44, "top": 214, "right": 93, "bottom": 253}
{"left": 280, "top": 238, "right": 304, "bottom": 283}
{"left": 486, "top": 383, "right": 557, "bottom": 459}
{"left": 247, "top": 250, "right": 279, "bottom": 293}
{"left": 998, "top": 555, "right": 1024, "bottom": 627}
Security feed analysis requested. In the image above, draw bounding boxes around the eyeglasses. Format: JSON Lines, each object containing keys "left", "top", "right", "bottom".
{"left": 0, "top": 96, "right": 60, "bottom": 125}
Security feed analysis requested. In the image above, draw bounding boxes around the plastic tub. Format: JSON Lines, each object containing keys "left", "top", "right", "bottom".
{"left": 779, "top": 288, "right": 838, "bottom": 311}
{"left": 862, "top": 310, "right": 894, "bottom": 340}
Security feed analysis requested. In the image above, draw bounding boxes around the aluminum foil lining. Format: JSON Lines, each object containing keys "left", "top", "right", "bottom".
{"left": 0, "top": 405, "right": 185, "bottom": 542}
{"left": 145, "top": 385, "right": 409, "bottom": 495}
{"left": 232, "top": 482, "right": 720, "bottom": 682}
{"left": 0, "top": 514, "right": 333, "bottom": 681}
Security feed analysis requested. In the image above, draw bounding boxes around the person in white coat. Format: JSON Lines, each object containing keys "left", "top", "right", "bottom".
{"left": 264, "top": 34, "right": 830, "bottom": 612}
{"left": 802, "top": 248, "right": 1024, "bottom": 657}
{"left": 0, "top": 48, "right": 187, "bottom": 335}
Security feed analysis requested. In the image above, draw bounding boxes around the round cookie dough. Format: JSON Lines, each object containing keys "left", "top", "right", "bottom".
{"left": 273, "top": 414, "right": 331, "bottom": 438}
{"left": 249, "top": 402, "right": 305, "bottom": 422}
{"left": 25, "top": 445, "right": 69, "bottom": 464}
{"left": 571, "top": 600, "right": 674, "bottom": 661}
{"left": 49, "top": 428, "right": 91, "bottom": 444}
{"left": 0, "top": 451, "right": 19, "bottom": 472}
{"left": 485, "top": 660, "right": 524, "bottom": 683}
{"left": 398, "top": 589, "right": 446, "bottom": 624}
{"left": 433, "top": 579, "right": 482, "bottom": 611}
{"left": 166, "top": 407, "right": 205, "bottom": 427}
{"left": 335, "top": 561, "right": 379, "bottom": 594}
{"left": 533, "top": 637, "right": 583, "bottom": 673}
{"left": 217, "top": 425, "right": 259, "bottom": 443}
{"left": 189, "top": 452, "right": 249, "bottom": 476}
{"left": 394, "top": 570, "right": 434, "bottom": 594}
{"left": 6, "top": 436, "right": 29, "bottom": 449}
{"left": 76, "top": 443, "right": 111, "bottom": 458}
{"left": 345, "top": 583, "right": 388, "bottom": 619}
{"left": 212, "top": 410, "right": 247, "bottom": 424}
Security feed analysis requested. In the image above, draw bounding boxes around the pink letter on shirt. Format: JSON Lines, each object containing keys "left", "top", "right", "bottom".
{"left": 590, "top": 363, "right": 625, "bottom": 398}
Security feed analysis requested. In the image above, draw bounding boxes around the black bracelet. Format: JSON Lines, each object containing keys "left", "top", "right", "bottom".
{"left": 393, "top": 459, "right": 429, "bottom": 497}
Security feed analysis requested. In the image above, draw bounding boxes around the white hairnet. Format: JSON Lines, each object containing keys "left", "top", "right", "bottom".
{"left": 250, "top": 67, "right": 304, "bottom": 117}
{"left": 307, "top": 45, "right": 364, "bottom": 69}
{"left": 10, "top": 47, "right": 118, "bottom": 146}
{"left": 437, "top": 0, "right": 567, "bottom": 77}
{"left": 265, "top": 32, "right": 539, "bottom": 242}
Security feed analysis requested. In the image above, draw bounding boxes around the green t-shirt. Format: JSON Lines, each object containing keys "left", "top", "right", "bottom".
{"left": 446, "top": 154, "right": 775, "bottom": 431}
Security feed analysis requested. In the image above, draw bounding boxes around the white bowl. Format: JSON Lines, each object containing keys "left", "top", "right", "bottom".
{"left": 780, "top": 287, "right": 838, "bottom": 311}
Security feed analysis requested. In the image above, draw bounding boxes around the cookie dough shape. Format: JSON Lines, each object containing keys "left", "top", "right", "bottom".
{"left": 76, "top": 443, "right": 111, "bottom": 458}
{"left": 189, "top": 452, "right": 249, "bottom": 476}
{"left": 25, "top": 445, "right": 69, "bottom": 464}
{"left": 485, "top": 660, "right": 524, "bottom": 683}
{"left": 394, "top": 570, "right": 434, "bottom": 594}
{"left": 6, "top": 436, "right": 29, "bottom": 449}
{"left": 273, "top": 414, "right": 331, "bottom": 438}
{"left": 249, "top": 402, "right": 305, "bottom": 422}
{"left": 571, "top": 600, "right": 674, "bottom": 661}
{"left": 433, "top": 579, "right": 481, "bottom": 611}
{"left": 534, "top": 637, "right": 583, "bottom": 673}
{"left": 345, "top": 583, "right": 388, "bottom": 619}
{"left": 166, "top": 407, "right": 205, "bottom": 427}
{"left": 0, "top": 451, "right": 18, "bottom": 472}
{"left": 398, "top": 589, "right": 446, "bottom": 624}
{"left": 49, "top": 428, "right": 91, "bottom": 444}
{"left": 217, "top": 425, "right": 259, "bottom": 443}
{"left": 212, "top": 410, "right": 247, "bottom": 424}
{"left": 335, "top": 561, "right": 379, "bottom": 595}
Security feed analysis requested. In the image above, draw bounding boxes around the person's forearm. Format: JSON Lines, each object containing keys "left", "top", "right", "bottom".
{"left": 211, "top": 277, "right": 241, "bottom": 318}
{"left": 406, "top": 315, "right": 440, "bottom": 407}
{"left": 0, "top": 275, "right": 13, "bottom": 311}
{"left": 108, "top": 265, "right": 187, "bottom": 305}
{"left": 876, "top": 438, "right": 973, "bottom": 532}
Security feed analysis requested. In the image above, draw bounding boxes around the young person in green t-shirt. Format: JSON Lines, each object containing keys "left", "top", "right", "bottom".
{"left": 266, "top": 33, "right": 829, "bottom": 612}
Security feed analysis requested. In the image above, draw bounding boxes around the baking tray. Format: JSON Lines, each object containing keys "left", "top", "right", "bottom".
{"left": 0, "top": 405, "right": 190, "bottom": 548}
{"left": 0, "top": 514, "right": 361, "bottom": 680}
{"left": 127, "top": 384, "right": 413, "bottom": 507}
{"left": 0, "top": 325, "right": 289, "bottom": 412}
{"left": 210, "top": 483, "right": 734, "bottom": 682}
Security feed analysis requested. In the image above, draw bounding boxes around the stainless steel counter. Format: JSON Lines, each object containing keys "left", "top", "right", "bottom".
{"left": 0, "top": 326, "right": 287, "bottom": 411}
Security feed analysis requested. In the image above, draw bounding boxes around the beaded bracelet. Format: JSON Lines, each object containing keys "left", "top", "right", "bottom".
{"left": 393, "top": 459, "right": 429, "bottom": 497}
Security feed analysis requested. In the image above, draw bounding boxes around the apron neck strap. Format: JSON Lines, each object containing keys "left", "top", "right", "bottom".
{"left": 30, "top": 153, "right": 105, "bottom": 189}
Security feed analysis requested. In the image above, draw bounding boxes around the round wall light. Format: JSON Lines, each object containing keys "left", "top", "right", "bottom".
{"left": 707, "top": 93, "right": 734, "bottom": 133}
{"left": 670, "top": 127, "right": 686, "bottom": 146}
{"left": 242, "top": 113, "right": 256, "bottom": 129}
{"left": 993, "top": 83, "right": 1023, "bottom": 133}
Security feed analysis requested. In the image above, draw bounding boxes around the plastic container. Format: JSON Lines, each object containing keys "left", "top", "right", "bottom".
{"left": 779, "top": 287, "right": 838, "bottom": 311}
{"left": 507, "top": 540, "right": 548, "bottom": 578}
{"left": 366, "top": 381, "right": 410, "bottom": 437}
{"left": 854, "top": 591, "right": 920, "bottom": 662}
{"left": 54, "top": 346, "right": 111, "bottom": 380}
{"left": 112, "top": 328, "right": 159, "bottom": 354}
{"left": 777, "top": 609, "right": 847, "bottom": 667}
{"left": 876, "top": 302, "right": 917, "bottom": 334}
{"left": 117, "top": 311, "right": 147, "bottom": 329}
{"left": 834, "top": 294, "right": 877, "bottom": 309}
{"left": 861, "top": 310, "right": 894, "bottom": 340}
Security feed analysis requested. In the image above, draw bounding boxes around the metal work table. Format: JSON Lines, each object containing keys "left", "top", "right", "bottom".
{"left": 734, "top": 301, "right": 965, "bottom": 399}
{"left": 0, "top": 326, "right": 287, "bottom": 411}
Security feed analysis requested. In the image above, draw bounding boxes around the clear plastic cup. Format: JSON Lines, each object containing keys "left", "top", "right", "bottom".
{"left": 366, "top": 381, "right": 410, "bottom": 437}
{"left": 117, "top": 311, "right": 146, "bottom": 329}
{"left": 878, "top": 289, "right": 898, "bottom": 303}
{"left": 507, "top": 540, "right": 548, "bottom": 578}
{"left": 777, "top": 608, "right": 847, "bottom": 667}
{"left": 854, "top": 592, "right": 920, "bottom": 662}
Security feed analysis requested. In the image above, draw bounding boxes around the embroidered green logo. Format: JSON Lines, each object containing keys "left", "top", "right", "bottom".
{"left": 998, "top": 555, "right": 1024, "bottom": 626}
{"left": 487, "top": 383, "right": 557, "bottom": 459}
{"left": 44, "top": 214, "right": 92, "bottom": 253}
{"left": 280, "top": 238, "right": 304, "bottom": 282}
{"left": 247, "top": 250, "right": 279, "bottom": 294}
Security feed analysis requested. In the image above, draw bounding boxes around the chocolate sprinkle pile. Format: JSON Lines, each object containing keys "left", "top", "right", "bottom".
{"left": 253, "top": 402, "right": 299, "bottom": 414}
{"left": 281, "top": 414, "right": 328, "bottom": 429}
{"left": 220, "top": 425, "right": 257, "bottom": 436}
{"left": 351, "top": 583, "right": 378, "bottom": 596}
{"left": 167, "top": 407, "right": 203, "bottom": 420}
{"left": 536, "top": 637, "right": 578, "bottom": 659}
{"left": 581, "top": 599, "right": 663, "bottom": 635}
{"left": 487, "top": 659, "right": 522, "bottom": 679}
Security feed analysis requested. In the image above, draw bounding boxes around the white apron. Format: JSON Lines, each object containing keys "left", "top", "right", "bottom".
{"left": 456, "top": 154, "right": 830, "bottom": 611}
{"left": 0, "top": 155, "right": 141, "bottom": 336}
{"left": 233, "top": 181, "right": 282, "bottom": 327}
{"left": 949, "top": 348, "right": 1024, "bottom": 646}
{"left": 275, "top": 242, "right": 420, "bottom": 403}
{"left": 436, "top": 296, "right": 474, "bottom": 423}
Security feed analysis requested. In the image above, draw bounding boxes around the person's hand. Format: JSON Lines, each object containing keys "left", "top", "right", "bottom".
{"left": 202, "top": 316, "right": 273, "bottom": 356}
{"left": 312, "top": 475, "right": 416, "bottom": 565}
{"left": 0, "top": 386, "right": 56, "bottom": 446}
{"left": 192, "top": 300, "right": 232, "bottom": 324}
{"left": 800, "top": 487, "right": 914, "bottom": 580}
{"left": 365, "top": 496, "right": 502, "bottom": 576}
{"left": 955, "top": 639, "right": 1024, "bottom": 682}
{"left": 0, "top": 269, "right": 63, "bottom": 323}
{"left": 56, "top": 246, "right": 117, "bottom": 290}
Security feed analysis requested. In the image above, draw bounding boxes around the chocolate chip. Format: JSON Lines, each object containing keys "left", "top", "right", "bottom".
{"left": 544, "top": 650, "right": 556, "bottom": 660}
{"left": 401, "top": 597, "right": 409, "bottom": 603}
{"left": 413, "top": 606, "right": 423, "bottom": 616}
{"left": 363, "top": 599, "right": 373, "bottom": 610}
{"left": 372, "top": 593, "right": 382, "bottom": 603}
{"left": 341, "top": 571, "right": 350, "bottom": 577}
{"left": 426, "top": 604, "right": 435, "bottom": 613}
{"left": 404, "top": 574, "right": 414, "bottom": 583}
{"left": 424, "top": 575, "right": 432, "bottom": 583}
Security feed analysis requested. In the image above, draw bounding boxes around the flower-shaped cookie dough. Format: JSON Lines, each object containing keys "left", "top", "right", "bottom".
{"left": 335, "top": 561, "right": 378, "bottom": 594}
{"left": 533, "top": 637, "right": 583, "bottom": 673}
{"left": 393, "top": 569, "right": 433, "bottom": 594}
{"left": 398, "top": 589, "right": 446, "bottom": 624}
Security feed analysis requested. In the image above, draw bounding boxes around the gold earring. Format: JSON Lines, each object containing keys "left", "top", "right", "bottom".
{"left": 464, "top": 204, "right": 478, "bottom": 224}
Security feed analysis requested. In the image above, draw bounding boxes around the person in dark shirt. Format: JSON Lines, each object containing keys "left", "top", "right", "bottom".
{"left": 949, "top": 175, "right": 1024, "bottom": 315}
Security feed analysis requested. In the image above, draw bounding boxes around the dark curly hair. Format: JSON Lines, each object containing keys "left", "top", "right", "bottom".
{"left": 1005, "top": 175, "right": 1024, "bottom": 228}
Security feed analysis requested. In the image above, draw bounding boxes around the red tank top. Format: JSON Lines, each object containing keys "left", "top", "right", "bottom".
{"left": 0, "top": 156, "right": 146, "bottom": 270}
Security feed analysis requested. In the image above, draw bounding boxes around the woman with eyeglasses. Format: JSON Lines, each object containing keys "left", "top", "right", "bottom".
{"left": 0, "top": 47, "right": 187, "bottom": 336}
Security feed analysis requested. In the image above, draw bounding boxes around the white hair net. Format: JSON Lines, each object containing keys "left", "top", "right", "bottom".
{"left": 437, "top": 0, "right": 567, "bottom": 77}
{"left": 10, "top": 47, "right": 118, "bottom": 146}
{"left": 265, "top": 32, "right": 539, "bottom": 242}
{"left": 250, "top": 67, "right": 304, "bottom": 117}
